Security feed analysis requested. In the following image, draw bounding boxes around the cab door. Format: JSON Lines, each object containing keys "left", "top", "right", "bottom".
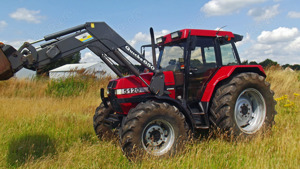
{"left": 187, "top": 37, "right": 218, "bottom": 102}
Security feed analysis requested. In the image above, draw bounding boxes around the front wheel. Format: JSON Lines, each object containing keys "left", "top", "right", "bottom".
{"left": 120, "top": 101, "right": 189, "bottom": 158}
{"left": 209, "top": 72, "right": 276, "bottom": 137}
{"left": 93, "top": 102, "right": 116, "bottom": 140}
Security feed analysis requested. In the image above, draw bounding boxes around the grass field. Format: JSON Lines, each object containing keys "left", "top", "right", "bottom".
{"left": 0, "top": 69, "right": 299, "bottom": 168}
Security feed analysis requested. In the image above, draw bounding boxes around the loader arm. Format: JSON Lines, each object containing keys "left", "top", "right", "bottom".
{"left": 0, "top": 22, "right": 155, "bottom": 80}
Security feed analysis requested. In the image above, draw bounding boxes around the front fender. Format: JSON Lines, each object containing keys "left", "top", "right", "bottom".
{"left": 150, "top": 95, "right": 196, "bottom": 132}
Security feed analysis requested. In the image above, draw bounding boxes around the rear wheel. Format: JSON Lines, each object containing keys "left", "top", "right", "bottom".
{"left": 93, "top": 102, "right": 116, "bottom": 140}
{"left": 120, "top": 101, "right": 189, "bottom": 158}
{"left": 209, "top": 72, "right": 276, "bottom": 137}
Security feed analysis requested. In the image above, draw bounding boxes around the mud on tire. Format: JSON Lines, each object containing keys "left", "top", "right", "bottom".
{"left": 120, "top": 101, "right": 189, "bottom": 159}
{"left": 209, "top": 72, "right": 276, "bottom": 137}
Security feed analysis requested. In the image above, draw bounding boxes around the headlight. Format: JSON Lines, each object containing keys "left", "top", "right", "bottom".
{"left": 156, "top": 37, "right": 165, "bottom": 44}
{"left": 171, "top": 31, "right": 182, "bottom": 39}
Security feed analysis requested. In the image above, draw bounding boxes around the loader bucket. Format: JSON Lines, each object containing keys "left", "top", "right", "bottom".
{"left": 0, "top": 48, "right": 14, "bottom": 80}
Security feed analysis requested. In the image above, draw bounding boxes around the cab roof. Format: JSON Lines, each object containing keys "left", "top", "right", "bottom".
{"left": 158, "top": 29, "right": 242, "bottom": 45}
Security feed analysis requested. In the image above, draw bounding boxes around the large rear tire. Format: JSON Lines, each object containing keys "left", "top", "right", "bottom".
{"left": 120, "top": 101, "right": 189, "bottom": 159}
{"left": 93, "top": 102, "right": 116, "bottom": 140}
{"left": 209, "top": 72, "right": 276, "bottom": 137}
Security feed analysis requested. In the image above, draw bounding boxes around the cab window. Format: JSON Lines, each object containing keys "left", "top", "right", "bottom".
{"left": 220, "top": 42, "right": 238, "bottom": 65}
{"left": 189, "top": 37, "right": 217, "bottom": 72}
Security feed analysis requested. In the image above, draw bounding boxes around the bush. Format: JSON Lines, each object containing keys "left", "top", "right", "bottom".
{"left": 46, "top": 77, "right": 88, "bottom": 97}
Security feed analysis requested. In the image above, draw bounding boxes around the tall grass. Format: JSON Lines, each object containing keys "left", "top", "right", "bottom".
{"left": 46, "top": 77, "right": 88, "bottom": 97}
{"left": 266, "top": 66, "right": 300, "bottom": 97}
{"left": 0, "top": 69, "right": 299, "bottom": 168}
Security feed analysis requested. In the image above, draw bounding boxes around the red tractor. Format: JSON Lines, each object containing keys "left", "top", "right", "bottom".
{"left": 0, "top": 22, "right": 276, "bottom": 158}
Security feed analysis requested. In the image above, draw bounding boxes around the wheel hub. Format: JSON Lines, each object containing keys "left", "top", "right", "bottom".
{"left": 236, "top": 98, "right": 253, "bottom": 126}
{"left": 234, "top": 88, "right": 266, "bottom": 134}
{"left": 145, "top": 125, "right": 166, "bottom": 146}
{"left": 142, "top": 119, "right": 175, "bottom": 156}
{"left": 240, "top": 104, "right": 250, "bottom": 116}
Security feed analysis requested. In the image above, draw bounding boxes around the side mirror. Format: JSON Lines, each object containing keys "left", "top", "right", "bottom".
{"left": 218, "top": 37, "right": 225, "bottom": 45}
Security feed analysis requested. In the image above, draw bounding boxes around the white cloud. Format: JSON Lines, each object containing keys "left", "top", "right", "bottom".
{"left": 284, "top": 37, "right": 300, "bottom": 53}
{"left": 287, "top": 11, "right": 300, "bottom": 18}
{"left": 129, "top": 30, "right": 170, "bottom": 47}
{"left": 0, "top": 21, "right": 7, "bottom": 31}
{"left": 7, "top": 40, "right": 27, "bottom": 48}
{"left": 128, "top": 32, "right": 149, "bottom": 47}
{"left": 80, "top": 52, "right": 101, "bottom": 63}
{"left": 127, "top": 30, "right": 169, "bottom": 63}
{"left": 248, "top": 4, "right": 279, "bottom": 21}
{"left": 257, "top": 27, "right": 298, "bottom": 44}
{"left": 241, "top": 27, "right": 300, "bottom": 64}
{"left": 10, "top": 8, "right": 45, "bottom": 24}
{"left": 201, "top": 0, "right": 266, "bottom": 16}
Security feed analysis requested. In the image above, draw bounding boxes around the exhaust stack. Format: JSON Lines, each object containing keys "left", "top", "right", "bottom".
{"left": 150, "top": 27, "right": 157, "bottom": 68}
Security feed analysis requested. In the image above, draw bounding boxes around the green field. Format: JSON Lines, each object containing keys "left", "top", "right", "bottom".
{"left": 0, "top": 69, "right": 299, "bottom": 168}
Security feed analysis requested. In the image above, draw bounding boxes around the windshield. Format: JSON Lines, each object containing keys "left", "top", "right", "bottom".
{"left": 157, "top": 42, "right": 185, "bottom": 71}
{"left": 157, "top": 37, "right": 219, "bottom": 72}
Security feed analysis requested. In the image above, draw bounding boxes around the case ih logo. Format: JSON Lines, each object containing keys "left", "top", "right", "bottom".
{"left": 124, "top": 46, "right": 155, "bottom": 71}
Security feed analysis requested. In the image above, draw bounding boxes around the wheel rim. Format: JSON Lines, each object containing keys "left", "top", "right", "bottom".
{"left": 234, "top": 88, "right": 266, "bottom": 134}
{"left": 142, "top": 119, "right": 175, "bottom": 156}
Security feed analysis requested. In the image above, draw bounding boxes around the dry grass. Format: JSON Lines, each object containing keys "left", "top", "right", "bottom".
{"left": 266, "top": 66, "right": 300, "bottom": 97}
{"left": 0, "top": 70, "right": 299, "bottom": 168}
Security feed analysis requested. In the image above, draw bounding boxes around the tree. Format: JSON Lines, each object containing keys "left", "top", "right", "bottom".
{"left": 281, "top": 64, "right": 300, "bottom": 70}
{"left": 37, "top": 52, "right": 81, "bottom": 76}
{"left": 282, "top": 64, "right": 291, "bottom": 69}
{"left": 291, "top": 64, "right": 300, "bottom": 70}
{"left": 249, "top": 61, "right": 258, "bottom": 65}
{"left": 259, "top": 59, "right": 278, "bottom": 68}
{"left": 241, "top": 60, "right": 249, "bottom": 65}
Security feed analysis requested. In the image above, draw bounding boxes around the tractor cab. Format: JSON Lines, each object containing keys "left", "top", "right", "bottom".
{"left": 155, "top": 29, "right": 243, "bottom": 102}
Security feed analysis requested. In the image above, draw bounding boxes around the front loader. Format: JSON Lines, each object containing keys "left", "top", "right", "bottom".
{"left": 0, "top": 22, "right": 276, "bottom": 159}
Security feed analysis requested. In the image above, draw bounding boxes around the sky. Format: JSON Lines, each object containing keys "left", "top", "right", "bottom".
{"left": 0, "top": 0, "right": 299, "bottom": 77}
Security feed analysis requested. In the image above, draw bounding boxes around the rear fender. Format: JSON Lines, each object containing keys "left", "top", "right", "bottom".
{"left": 201, "top": 65, "right": 266, "bottom": 102}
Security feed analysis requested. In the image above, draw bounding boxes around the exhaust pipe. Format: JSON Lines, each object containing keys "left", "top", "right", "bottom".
{"left": 150, "top": 27, "right": 157, "bottom": 69}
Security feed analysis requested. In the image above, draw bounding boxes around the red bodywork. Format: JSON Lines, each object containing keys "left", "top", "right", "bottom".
{"left": 162, "top": 29, "right": 235, "bottom": 45}
{"left": 107, "top": 29, "right": 264, "bottom": 115}
{"left": 109, "top": 71, "right": 176, "bottom": 114}
{"left": 108, "top": 65, "right": 265, "bottom": 114}
{"left": 201, "top": 65, "right": 265, "bottom": 102}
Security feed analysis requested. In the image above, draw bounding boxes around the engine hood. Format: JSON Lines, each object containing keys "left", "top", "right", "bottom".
{"left": 108, "top": 71, "right": 176, "bottom": 99}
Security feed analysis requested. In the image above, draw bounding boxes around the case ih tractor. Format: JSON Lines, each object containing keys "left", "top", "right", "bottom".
{"left": 0, "top": 22, "right": 276, "bottom": 158}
